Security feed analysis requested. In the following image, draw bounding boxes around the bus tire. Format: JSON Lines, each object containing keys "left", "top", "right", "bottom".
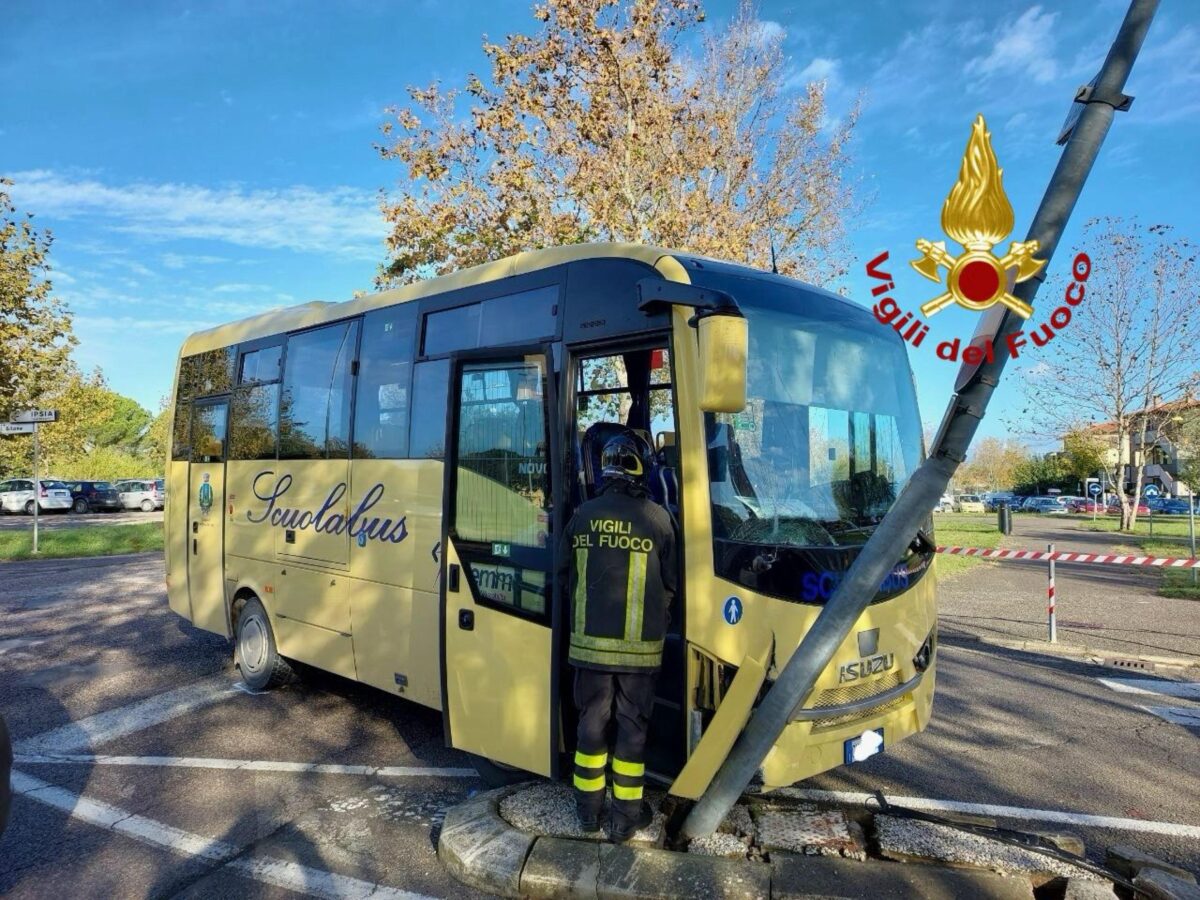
{"left": 469, "top": 755, "right": 533, "bottom": 788}
{"left": 235, "top": 597, "right": 293, "bottom": 691}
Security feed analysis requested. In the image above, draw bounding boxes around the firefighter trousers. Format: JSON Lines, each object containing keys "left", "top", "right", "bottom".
{"left": 572, "top": 666, "right": 657, "bottom": 829}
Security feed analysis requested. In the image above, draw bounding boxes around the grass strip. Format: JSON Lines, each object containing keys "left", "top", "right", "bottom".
{"left": 932, "top": 513, "right": 1004, "bottom": 579}
{"left": 0, "top": 522, "right": 163, "bottom": 562}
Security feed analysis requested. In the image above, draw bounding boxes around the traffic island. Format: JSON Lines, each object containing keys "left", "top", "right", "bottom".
{"left": 438, "top": 782, "right": 1200, "bottom": 898}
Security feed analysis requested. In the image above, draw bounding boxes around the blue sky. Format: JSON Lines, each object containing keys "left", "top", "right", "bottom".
{"left": 2, "top": 0, "right": 1197, "bottom": 448}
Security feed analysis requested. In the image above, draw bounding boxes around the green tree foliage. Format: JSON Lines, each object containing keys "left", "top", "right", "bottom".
{"left": 1012, "top": 454, "right": 1072, "bottom": 496}
{"left": 1060, "top": 429, "right": 1107, "bottom": 485}
{"left": 0, "top": 369, "right": 158, "bottom": 479}
{"left": 0, "top": 178, "right": 74, "bottom": 421}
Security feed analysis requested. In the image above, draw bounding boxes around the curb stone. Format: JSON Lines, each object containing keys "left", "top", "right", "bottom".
{"left": 438, "top": 785, "right": 535, "bottom": 897}
{"left": 438, "top": 784, "right": 1197, "bottom": 899}
{"left": 1134, "top": 869, "right": 1200, "bottom": 900}
{"left": 944, "top": 632, "right": 1200, "bottom": 670}
{"left": 1108, "top": 844, "right": 1198, "bottom": 885}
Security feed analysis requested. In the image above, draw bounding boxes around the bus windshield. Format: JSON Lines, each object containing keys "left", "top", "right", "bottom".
{"left": 706, "top": 296, "right": 922, "bottom": 550}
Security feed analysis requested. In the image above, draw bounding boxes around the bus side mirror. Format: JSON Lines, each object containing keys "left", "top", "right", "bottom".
{"left": 696, "top": 313, "right": 748, "bottom": 413}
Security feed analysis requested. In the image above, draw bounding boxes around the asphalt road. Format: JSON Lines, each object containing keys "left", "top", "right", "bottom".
{"left": 939, "top": 516, "right": 1200, "bottom": 662}
{"left": 1, "top": 554, "right": 1197, "bottom": 898}
{"left": 0, "top": 510, "right": 163, "bottom": 532}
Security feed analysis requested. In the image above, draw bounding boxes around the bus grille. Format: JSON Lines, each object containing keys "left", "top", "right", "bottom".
{"left": 812, "top": 671, "right": 902, "bottom": 708}
{"left": 807, "top": 672, "right": 907, "bottom": 732}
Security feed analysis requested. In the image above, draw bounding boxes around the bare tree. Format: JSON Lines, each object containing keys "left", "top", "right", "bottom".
{"left": 1021, "top": 218, "right": 1199, "bottom": 530}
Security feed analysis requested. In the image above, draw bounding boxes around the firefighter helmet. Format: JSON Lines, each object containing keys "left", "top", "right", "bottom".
{"left": 601, "top": 434, "right": 646, "bottom": 482}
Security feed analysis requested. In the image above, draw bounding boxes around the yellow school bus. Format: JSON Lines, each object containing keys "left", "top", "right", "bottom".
{"left": 165, "top": 244, "right": 936, "bottom": 794}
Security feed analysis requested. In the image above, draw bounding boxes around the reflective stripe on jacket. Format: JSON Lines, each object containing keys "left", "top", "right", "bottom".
{"left": 560, "top": 480, "right": 677, "bottom": 672}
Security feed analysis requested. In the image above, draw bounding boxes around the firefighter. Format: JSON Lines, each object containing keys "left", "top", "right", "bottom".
{"left": 560, "top": 433, "right": 677, "bottom": 841}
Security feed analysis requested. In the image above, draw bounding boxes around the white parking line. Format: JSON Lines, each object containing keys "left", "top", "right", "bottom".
{"left": 12, "top": 770, "right": 437, "bottom": 900}
{"left": 1142, "top": 706, "right": 1200, "bottom": 728}
{"left": 1098, "top": 678, "right": 1200, "bottom": 699}
{"left": 15, "top": 752, "right": 478, "bottom": 779}
{"left": 773, "top": 789, "right": 1200, "bottom": 839}
{"left": 15, "top": 675, "right": 239, "bottom": 754}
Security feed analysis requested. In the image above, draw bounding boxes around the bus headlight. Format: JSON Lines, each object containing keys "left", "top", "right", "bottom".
{"left": 913, "top": 629, "right": 936, "bottom": 673}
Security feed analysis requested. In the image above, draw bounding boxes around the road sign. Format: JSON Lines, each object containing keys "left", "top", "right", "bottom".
{"left": 1143, "top": 484, "right": 1160, "bottom": 499}
{"left": 0, "top": 423, "right": 35, "bottom": 435}
{"left": 10, "top": 409, "right": 59, "bottom": 424}
{"left": 1088, "top": 483, "right": 1102, "bottom": 496}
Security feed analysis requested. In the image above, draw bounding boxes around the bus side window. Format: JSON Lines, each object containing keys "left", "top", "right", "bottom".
{"left": 279, "top": 320, "right": 359, "bottom": 460}
{"left": 409, "top": 359, "right": 451, "bottom": 459}
{"left": 354, "top": 306, "right": 417, "bottom": 459}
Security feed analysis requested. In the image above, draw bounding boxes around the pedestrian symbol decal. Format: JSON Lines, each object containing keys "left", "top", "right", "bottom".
{"left": 198, "top": 473, "right": 214, "bottom": 515}
{"left": 723, "top": 596, "right": 743, "bottom": 625}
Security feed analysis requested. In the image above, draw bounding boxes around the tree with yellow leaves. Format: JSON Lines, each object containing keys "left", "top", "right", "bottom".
{"left": 378, "top": 0, "right": 859, "bottom": 287}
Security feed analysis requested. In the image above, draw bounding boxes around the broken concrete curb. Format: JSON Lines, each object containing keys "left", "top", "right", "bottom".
{"left": 438, "top": 783, "right": 1199, "bottom": 899}
{"left": 438, "top": 784, "right": 536, "bottom": 897}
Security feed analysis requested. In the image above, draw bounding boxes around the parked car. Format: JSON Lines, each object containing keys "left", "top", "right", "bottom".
{"left": 983, "top": 492, "right": 1017, "bottom": 511}
{"left": 115, "top": 478, "right": 166, "bottom": 511}
{"left": 1068, "top": 498, "right": 1107, "bottom": 514}
{"left": 1107, "top": 499, "right": 1151, "bottom": 516}
{"left": 1154, "top": 498, "right": 1193, "bottom": 515}
{"left": 953, "top": 494, "right": 986, "bottom": 514}
{"left": 64, "top": 479, "right": 122, "bottom": 513}
{"left": 934, "top": 493, "right": 954, "bottom": 513}
{"left": 1027, "top": 496, "right": 1069, "bottom": 514}
{"left": 0, "top": 478, "right": 73, "bottom": 514}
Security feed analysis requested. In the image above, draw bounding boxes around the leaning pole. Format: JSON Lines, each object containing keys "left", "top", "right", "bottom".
{"left": 680, "top": 0, "right": 1160, "bottom": 841}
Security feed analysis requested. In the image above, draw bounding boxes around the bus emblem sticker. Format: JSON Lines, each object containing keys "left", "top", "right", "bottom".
{"left": 198, "top": 473, "right": 214, "bottom": 515}
{"left": 723, "top": 596, "right": 743, "bottom": 626}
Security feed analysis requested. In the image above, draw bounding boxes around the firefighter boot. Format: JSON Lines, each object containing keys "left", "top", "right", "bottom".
{"left": 610, "top": 800, "right": 654, "bottom": 843}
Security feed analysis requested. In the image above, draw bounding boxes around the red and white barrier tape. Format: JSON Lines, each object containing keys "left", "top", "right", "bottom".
{"left": 936, "top": 546, "right": 1200, "bottom": 568}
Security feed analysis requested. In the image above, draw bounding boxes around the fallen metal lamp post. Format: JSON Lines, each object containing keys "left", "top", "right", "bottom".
{"left": 680, "top": 0, "right": 1160, "bottom": 842}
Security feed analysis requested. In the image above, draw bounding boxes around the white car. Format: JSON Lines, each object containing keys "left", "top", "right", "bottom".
{"left": 115, "top": 478, "right": 166, "bottom": 512}
{"left": 0, "top": 478, "right": 74, "bottom": 515}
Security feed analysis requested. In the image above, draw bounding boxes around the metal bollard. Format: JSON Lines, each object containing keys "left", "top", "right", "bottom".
{"left": 1047, "top": 542, "right": 1057, "bottom": 644}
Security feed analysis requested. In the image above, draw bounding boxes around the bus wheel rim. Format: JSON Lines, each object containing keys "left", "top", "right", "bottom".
{"left": 241, "top": 617, "right": 268, "bottom": 673}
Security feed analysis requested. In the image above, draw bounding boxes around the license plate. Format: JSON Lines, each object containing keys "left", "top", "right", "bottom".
{"left": 844, "top": 728, "right": 885, "bottom": 765}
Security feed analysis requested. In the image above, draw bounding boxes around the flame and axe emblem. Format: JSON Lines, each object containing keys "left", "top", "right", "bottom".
{"left": 911, "top": 115, "right": 1045, "bottom": 319}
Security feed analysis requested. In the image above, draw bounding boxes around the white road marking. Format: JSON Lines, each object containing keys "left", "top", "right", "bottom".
{"left": 773, "top": 789, "right": 1200, "bottom": 840}
{"left": 1142, "top": 706, "right": 1200, "bottom": 728}
{"left": 14, "top": 675, "right": 238, "bottom": 754}
{"left": 1098, "top": 677, "right": 1200, "bottom": 700}
{"left": 15, "top": 752, "right": 478, "bottom": 779}
{"left": 12, "top": 770, "right": 436, "bottom": 900}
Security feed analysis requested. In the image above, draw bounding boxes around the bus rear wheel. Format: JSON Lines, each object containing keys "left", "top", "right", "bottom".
{"left": 235, "top": 597, "right": 293, "bottom": 691}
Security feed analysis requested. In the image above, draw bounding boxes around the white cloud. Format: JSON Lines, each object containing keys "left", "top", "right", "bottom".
{"left": 161, "top": 252, "right": 229, "bottom": 269}
{"left": 750, "top": 20, "right": 786, "bottom": 47}
{"left": 797, "top": 56, "right": 839, "bottom": 84}
{"left": 4, "top": 170, "right": 386, "bottom": 259}
{"left": 964, "top": 6, "right": 1060, "bottom": 85}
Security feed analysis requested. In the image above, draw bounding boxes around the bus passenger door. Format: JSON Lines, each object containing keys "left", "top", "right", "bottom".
{"left": 442, "top": 351, "right": 556, "bottom": 776}
{"left": 189, "top": 399, "right": 230, "bottom": 636}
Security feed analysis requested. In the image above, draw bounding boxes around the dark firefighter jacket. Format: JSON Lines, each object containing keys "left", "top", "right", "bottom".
{"left": 559, "top": 479, "right": 678, "bottom": 672}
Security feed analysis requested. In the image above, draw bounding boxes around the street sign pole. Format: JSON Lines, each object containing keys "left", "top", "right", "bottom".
{"left": 32, "top": 422, "right": 40, "bottom": 554}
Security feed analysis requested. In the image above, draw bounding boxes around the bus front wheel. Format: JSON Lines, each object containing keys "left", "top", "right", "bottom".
{"left": 235, "top": 597, "right": 293, "bottom": 691}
